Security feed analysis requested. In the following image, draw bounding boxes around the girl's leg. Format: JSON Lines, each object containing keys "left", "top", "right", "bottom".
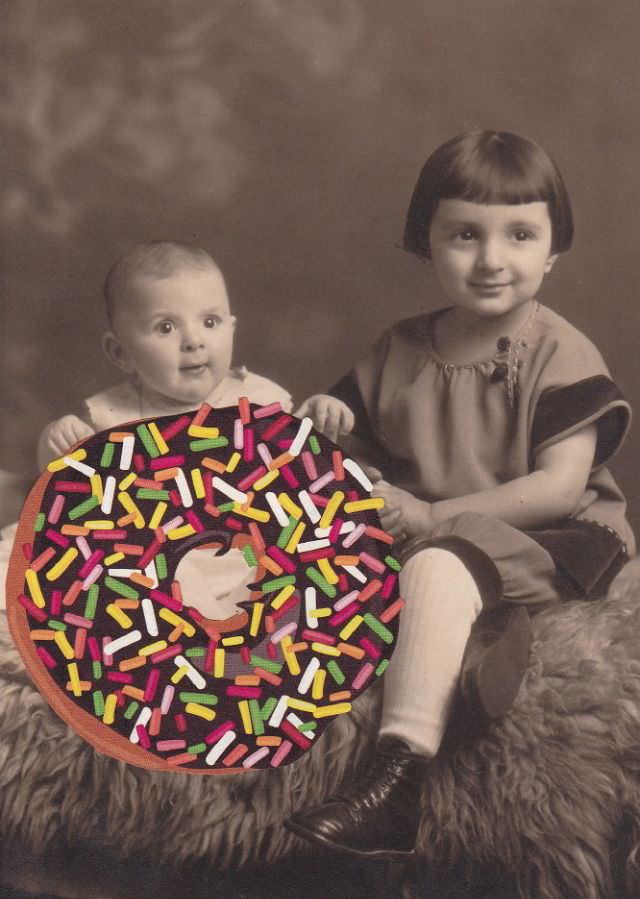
{"left": 287, "top": 547, "right": 484, "bottom": 859}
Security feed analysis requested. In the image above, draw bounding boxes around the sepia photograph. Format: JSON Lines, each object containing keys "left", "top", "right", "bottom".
{"left": 2, "top": 2, "right": 640, "bottom": 897}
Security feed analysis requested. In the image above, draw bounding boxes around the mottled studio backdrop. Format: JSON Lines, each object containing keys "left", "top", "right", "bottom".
{"left": 2, "top": 0, "right": 639, "bottom": 533}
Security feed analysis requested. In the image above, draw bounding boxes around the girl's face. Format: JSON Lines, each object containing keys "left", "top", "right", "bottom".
{"left": 428, "top": 199, "right": 557, "bottom": 321}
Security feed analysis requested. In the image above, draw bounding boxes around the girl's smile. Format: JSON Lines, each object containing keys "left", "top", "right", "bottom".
{"left": 428, "top": 199, "right": 557, "bottom": 325}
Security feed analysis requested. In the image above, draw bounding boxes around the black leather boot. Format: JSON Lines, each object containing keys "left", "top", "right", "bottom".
{"left": 460, "top": 605, "right": 532, "bottom": 720}
{"left": 286, "top": 736, "right": 429, "bottom": 859}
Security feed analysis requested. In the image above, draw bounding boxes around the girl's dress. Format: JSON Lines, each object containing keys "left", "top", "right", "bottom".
{"left": 330, "top": 302, "right": 634, "bottom": 610}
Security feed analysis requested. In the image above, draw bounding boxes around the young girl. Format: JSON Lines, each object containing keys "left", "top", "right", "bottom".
{"left": 287, "top": 129, "right": 635, "bottom": 859}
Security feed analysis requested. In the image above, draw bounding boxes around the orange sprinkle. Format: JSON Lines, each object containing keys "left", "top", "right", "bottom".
{"left": 259, "top": 555, "right": 283, "bottom": 576}
{"left": 256, "top": 736, "right": 282, "bottom": 747}
{"left": 193, "top": 402, "right": 213, "bottom": 426}
{"left": 114, "top": 543, "right": 144, "bottom": 555}
{"left": 29, "top": 630, "right": 56, "bottom": 641}
{"left": 222, "top": 743, "right": 248, "bottom": 767}
{"left": 122, "top": 685, "right": 145, "bottom": 699}
{"left": 329, "top": 690, "right": 352, "bottom": 702}
{"left": 289, "top": 641, "right": 309, "bottom": 653}
{"left": 153, "top": 467, "right": 179, "bottom": 481}
{"left": 254, "top": 667, "right": 283, "bottom": 686}
{"left": 62, "top": 580, "right": 83, "bottom": 607}
{"left": 61, "top": 525, "right": 90, "bottom": 536}
{"left": 114, "top": 598, "right": 140, "bottom": 609}
{"left": 167, "top": 752, "right": 198, "bottom": 766}
{"left": 108, "top": 431, "right": 132, "bottom": 442}
{"left": 234, "top": 675, "right": 261, "bottom": 686}
{"left": 117, "top": 512, "right": 136, "bottom": 527}
{"left": 268, "top": 451, "right": 295, "bottom": 471}
{"left": 129, "top": 572, "right": 155, "bottom": 589}
{"left": 149, "top": 707, "right": 162, "bottom": 737}
{"left": 66, "top": 679, "right": 91, "bottom": 692}
{"left": 337, "top": 642, "right": 366, "bottom": 659}
{"left": 168, "top": 624, "right": 185, "bottom": 642}
{"left": 334, "top": 555, "right": 360, "bottom": 566}
{"left": 120, "top": 657, "right": 147, "bottom": 673}
{"left": 202, "top": 457, "right": 227, "bottom": 474}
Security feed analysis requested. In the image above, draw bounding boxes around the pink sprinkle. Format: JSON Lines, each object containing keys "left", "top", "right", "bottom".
{"left": 21, "top": 543, "right": 33, "bottom": 561}
{"left": 237, "top": 465, "right": 267, "bottom": 492}
{"left": 81, "top": 564, "right": 103, "bottom": 590}
{"left": 309, "top": 471, "right": 335, "bottom": 494}
{"left": 150, "top": 589, "right": 182, "bottom": 611}
{"left": 160, "top": 415, "right": 190, "bottom": 441}
{"left": 299, "top": 547, "right": 335, "bottom": 563}
{"left": 54, "top": 481, "right": 91, "bottom": 493}
{"left": 379, "top": 597, "right": 405, "bottom": 624}
{"left": 143, "top": 668, "right": 160, "bottom": 702}
{"left": 50, "top": 589, "right": 62, "bottom": 616}
{"left": 302, "top": 451, "right": 318, "bottom": 480}
{"left": 328, "top": 518, "right": 343, "bottom": 544}
{"left": 136, "top": 725, "right": 151, "bottom": 749}
{"left": 254, "top": 402, "right": 283, "bottom": 419}
{"left": 175, "top": 713, "right": 187, "bottom": 733}
{"left": 205, "top": 720, "right": 236, "bottom": 744}
{"left": 137, "top": 539, "right": 162, "bottom": 569}
{"left": 233, "top": 418, "right": 244, "bottom": 450}
{"left": 169, "top": 489, "right": 181, "bottom": 507}
{"left": 157, "top": 739, "right": 186, "bottom": 752}
{"left": 225, "top": 516, "right": 243, "bottom": 531}
{"left": 47, "top": 494, "right": 65, "bottom": 524}
{"left": 261, "top": 414, "right": 293, "bottom": 441}
{"left": 205, "top": 639, "right": 216, "bottom": 673}
{"left": 352, "top": 661, "right": 375, "bottom": 691}
{"left": 328, "top": 603, "right": 360, "bottom": 627}
{"left": 279, "top": 465, "right": 300, "bottom": 489}
{"left": 187, "top": 606, "right": 204, "bottom": 623}
{"left": 76, "top": 536, "right": 92, "bottom": 560}
{"left": 302, "top": 629, "right": 335, "bottom": 645}
{"left": 243, "top": 428, "right": 255, "bottom": 462}
{"left": 150, "top": 644, "right": 182, "bottom": 664}
{"left": 225, "top": 685, "right": 262, "bottom": 699}
{"left": 133, "top": 453, "right": 146, "bottom": 472}
{"left": 359, "top": 551, "right": 386, "bottom": 575}
{"left": 310, "top": 493, "right": 329, "bottom": 507}
{"left": 92, "top": 530, "right": 128, "bottom": 540}
{"left": 160, "top": 684, "right": 175, "bottom": 715}
{"left": 18, "top": 594, "right": 47, "bottom": 622}
{"left": 45, "top": 529, "right": 70, "bottom": 548}
{"left": 107, "top": 672, "right": 134, "bottom": 684}
{"left": 267, "top": 642, "right": 278, "bottom": 660}
{"left": 334, "top": 590, "right": 359, "bottom": 611}
{"left": 381, "top": 573, "right": 397, "bottom": 599}
{"left": 185, "top": 510, "right": 205, "bottom": 533}
{"left": 337, "top": 574, "right": 349, "bottom": 592}
{"left": 257, "top": 442, "right": 273, "bottom": 468}
{"left": 88, "top": 636, "right": 101, "bottom": 661}
{"left": 63, "top": 613, "right": 93, "bottom": 629}
{"left": 78, "top": 550, "right": 105, "bottom": 579}
{"left": 36, "top": 646, "right": 57, "bottom": 669}
{"left": 73, "top": 628, "right": 87, "bottom": 659}
{"left": 243, "top": 746, "right": 270, "bottom": 768}
{"left": 271, "top": 595, "right": 299, "bottom": 620}
{"left": 270, "top": 739, "right": 293, "bottom": 767}
{"left": 150, "top": 455, "right": 185, "bottom": 470}
{"left": 102, "top": 637, "right": 114, "bottom": 666}
{"left": 240, "top": 645, "right": 251, "bottom": 664}
{"left": 270, "top": 621, "right": 298, "bottom": 644}
{"left": 342, "top": 523, "right": 367, "bottom": 548}
{"left": 30, "top": 547, "right": 55, "bottom": 572}
{"left": 266, "top": 545, "right": 297, "bottom": 574}
{"left": 359, "top": 637, "right": 382, "bottom": 660}
{"left": 280, "top": 719, "right": 312, "bottom": 750}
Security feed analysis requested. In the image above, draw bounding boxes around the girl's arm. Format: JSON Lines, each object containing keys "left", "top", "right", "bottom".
{"left": 36, "top": 415, "right": 95, "bottom": 472}
{"left": 374, "top": 424, "right": 598, "bottom": 538}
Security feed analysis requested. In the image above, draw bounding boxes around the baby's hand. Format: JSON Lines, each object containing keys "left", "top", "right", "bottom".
{"left": 38, "top": 415, "right": 94, "bottom": 468}
{"left": 295, "top": 395, "right": 355, "bottom": 444}
{"left": 371, "top": 475, "right": 434, "bottom": 541}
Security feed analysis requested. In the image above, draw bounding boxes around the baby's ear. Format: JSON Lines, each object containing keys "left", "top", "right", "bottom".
{"left": 544, "top": 254, "right": 559, "bottom": 274}
{"left": 102, "top": 330, "right": 135, "bottom": 373}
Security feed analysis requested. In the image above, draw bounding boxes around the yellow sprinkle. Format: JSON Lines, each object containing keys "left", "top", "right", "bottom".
{"left": 191, "top": 468, "right": 205, "bottom": 499}
{"left": 317, "top": 556, "right": 339, "bottom": 585}
{"left": 287, "top": 697, "right": 316, "bottom": 713}
{"left": 90, "top": 474, "right": 104, "bottom": 501}
{"left": 278, "top": 493, "right": 303, "bottom": 520}
{"left": 250, "top": 602, "right": 264, "bottom": 637}
{"left": 148, "top": 501, "right": 168, "bottom": 530}
{"left": 25, "top": 569, "right": 45, "bottom": 608}
{"left": 118, "top": 492, "right": 145, "bottom": 528}
{"left": 104, "top": 551, "right": 125, "bottom": 565}
{"left": 103, "top": 693, "right": 118, "bottom": 725}
{"left": 232, "top": 504, "right": 270, "bottom": 523}
{"left": 67, "top": 662, "right": 82, "bottom": 697}
{"left": 339, "top": 614, "right": 364, "bottom": 641}
{"left": 158, "top": 608, "right": 195, "bottom": 637}
{"left": 284, "top": 521, "right": 306, "bottom": 554}
{"left": 171, "top": 665, "right": 189, "bottom": 684}
{"left": 138, "top": 640, "right": 168, "bottom": 657}
{"left": 308, "top": 607, "right": 332, "bottom": 618}
{"left": 213, "top": 648, "right": 225, "bottom": 677}
{"left": 54, "top": 630, "right": 75, "bottom": 660}
{"left": 314, "top": 702, "right": 352, "bottom": 718}
{"left": 221, "top": 635, "right": 244, "bottom": 647}
{"left": 119, "top": 472, "right": 137, "bottom": 491}
{"left": 311, "top": 642, "right": 341, "bottom": 657}
{"left": 239, "top": 700, "right": 253, "bottom": 734}
{"left": 85, "top": 520, "right": 115, "bottom": 530}
{"left": 185, "top": 702, "right": 216, "bottom": 721}
{"left": 319, "top": 491, "right": 345, "bottom": 529}
{"left": 47, "top": 448, "right": 87, "bottom": 472}
{"left": 271, "top": 584, "right": 296, "bottom": 609}
{"left": 252, "top": 469, "right": 280, "bottom": 491}
{"left": 312, "top": 669, "right": 326, "bottom": 700}
{"left": 148, "top": 421, "right": 169, "bottom": 454}
{"left": 281, "top": 635, "right": 301, "bottom": 676}
{"left": 106, "top": 603, "right": 133, "bottom": 629}
{"left": 188, "top": 425, "right": 220, "bottom": 438}
{"left": 45, "top": 547, "right": 79, "bottom": 582}
{"left": 167, "top": 524, "right": 196, "bottom": 540}
{"left": 343, "top": 498, "right": 385, "bottom": 513}
{"left": 226, "top": 451, "right": 241, "bottom": 473}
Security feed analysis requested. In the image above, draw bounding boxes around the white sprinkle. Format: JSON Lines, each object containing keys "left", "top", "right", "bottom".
{"left": 129, "top": 705, "right": 152, "bottom": 743}
{"left": 104, "top": 630, "right": 142, "bottom": 655}
{"left": 205, "top": 729, "right": 236, "bottom": 765}
{"left": 174, "top": 469, "right": 193, "bottom": 508}
{"left": 211, "top": 476, "right": 247, "bottom": 504}
{"left": 265, "top": 491, "right": 290, "bottom": 527}
{"left": 142, "top": 598, "right": 159, "bottom": 637}
{"left": 289, "top": 417, "right": 313, "bottom": 456}
{"left": 174, "top": 655, "right": 206, "bottom": 689}
{"left": 298, "top": 489, "right": 321, "bottom": 524}
{"left": 298, "top": 657, "right": 321, "bottom": 694}
{"left": 286, "top": 711, "right": 315, "bottom": 738}
{"left": 304, "top": 586, "right": 318, "bottom": 629}
{"left": 343, "top": 564, "right": 368, "bottom": 584}
{"left": 101, "top": 475, "right": 116, "bottom": 514}
{"left": 269, "top": 694, "right": 290, "bottom": 728}
{"left": 343, "top": 459, "right": 373, "bottom": 492}
{"left": 297, "top": 538, "right": 331, "bottom": 553}
{"left": 63, "top": 455, "right": 96, "bottom": 478}
{"left": 144, "top": 560, "right": 158, "bottom": 589}
{"left": 119, "top": 435, "right": 135, "bottom": 471}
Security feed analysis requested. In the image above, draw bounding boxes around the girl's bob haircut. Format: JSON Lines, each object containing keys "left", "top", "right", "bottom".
{"left": 403, "top": 129, "right": 573, "bottom": 259}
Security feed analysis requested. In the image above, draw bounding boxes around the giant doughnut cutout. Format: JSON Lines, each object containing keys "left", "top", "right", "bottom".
{"left": 7, "top": 401, "right": 403, "bottom": 774}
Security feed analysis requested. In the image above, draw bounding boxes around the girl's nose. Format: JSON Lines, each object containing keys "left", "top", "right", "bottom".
{"left": 476, "top": 239, "right": 505, "bottom": 272}
{"left": 181, "top": 327, "right": 205, "bottom": 351}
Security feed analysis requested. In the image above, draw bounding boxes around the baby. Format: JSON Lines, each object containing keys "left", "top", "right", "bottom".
{"left": 37, "top": 239, "right": 292, "bottom": 468}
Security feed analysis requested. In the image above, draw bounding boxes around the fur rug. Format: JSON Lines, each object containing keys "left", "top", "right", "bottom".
{"left": 2, "top": 565, "right": 640, "bottom": 899}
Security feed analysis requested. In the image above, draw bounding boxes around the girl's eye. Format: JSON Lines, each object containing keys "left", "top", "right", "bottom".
{"left": 454, "top": 229, "right": 476, "bottom": 241}
{"left": 513, "top": 230, "right": 534, "bottom": 242}
{"left": 155, "top": 320, "right": 174, "bottom": 334}
{"left": 204, "top": 315, "right": 221, "bottom": 329}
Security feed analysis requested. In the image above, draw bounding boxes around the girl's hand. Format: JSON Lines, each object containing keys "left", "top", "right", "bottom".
{"left": 295, "top": 395, "right": 355, "bottom": 444}
{"left": 371, "top": 478, "right": 434, "bottom": 540}
{"left": 38, "top": 415, "right": 94, "bottom": 470}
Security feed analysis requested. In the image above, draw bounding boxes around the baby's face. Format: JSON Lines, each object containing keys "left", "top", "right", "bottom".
{"left": 111, "top": 265, "right": 236, "bottom": 406}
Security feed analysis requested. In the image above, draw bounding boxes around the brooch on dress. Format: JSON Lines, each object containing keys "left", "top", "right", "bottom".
{"left": 490, "top": 336, "right": 526, "bottom": 407}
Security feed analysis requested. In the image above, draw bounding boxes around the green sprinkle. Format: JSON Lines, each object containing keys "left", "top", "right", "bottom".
{"left": 241, "top": 545, "right": 258, "bottom": 568}
{"left": 306, "top": 566, "right": 337, "bottom": 598}
{"left": 187, "top": 742, "right": 207, "bottom": 755}
{"left": 156, "top": 553, "right": 167, "bottom": 580}
{"left": 179, "top": 692, "right": 218, "bottom": 705}
{"left": 185, "top": 647, "right": 205, "bottom": 658}
{"left": 309, "top": 435, "right": 321, "bottom": 455}
{"left": 189, "top": 437, "right": 229, "bottom": 451}
{"left": 249, "top": 699, "right": 264, "bottom": 735}
{"left": 260, "top": 697, "right": 278, "bottom": 721}
{"left": 217, "top": 501, "right": 235, "bottom": 513}
{"left": 47, "top": 619, "right": 67, "bottom": 631}
{"left": 327, "top": 660, "right": 345, "bottom": 684}
{"left": 384, "top": 555, "right": 402, "bottom": 572}
{"left": 124, "top": 700, "right": 140, "bottom": 720}
{"left": 92, "top": 690, "right": 105, "bottom": 716}
{"left": 84, "top": 585, "right": 99, "bottom": 620}
{"left": 261, "top": 575, "right": 296, "bottom": 594}
{"left": 136, "top": 488, "right": 170, "bottom": 500}
{"left": 104, "top": 576, "right": 139, "bottom": 600}
{"left": 250, "top": 655, "right": 283, "bottom": 674}
{"left": 68, "top": 495, "right": 100, "bottom": 520}
{"left": 376, "top": 659, "right": 390, "bottom": 677}
{"left": 298, "top": 720, "right": 318, "bottom": 732}
{"left": 35, "top": 512, "right": 46, "bottom": 532}
{"left": 92, "top": 660, "right": 103, "bottom": 680}
{"left": 136, "top": 423, "right": 160, "bottom": 459}
{"left": 100, "top": 442, "right": 115, "bottom": 467}
{"left": 363, "top": 613, "right": 394, "bottom": 644}
{"left": 277, "top": 516, "right": 298, "bottom": 549}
